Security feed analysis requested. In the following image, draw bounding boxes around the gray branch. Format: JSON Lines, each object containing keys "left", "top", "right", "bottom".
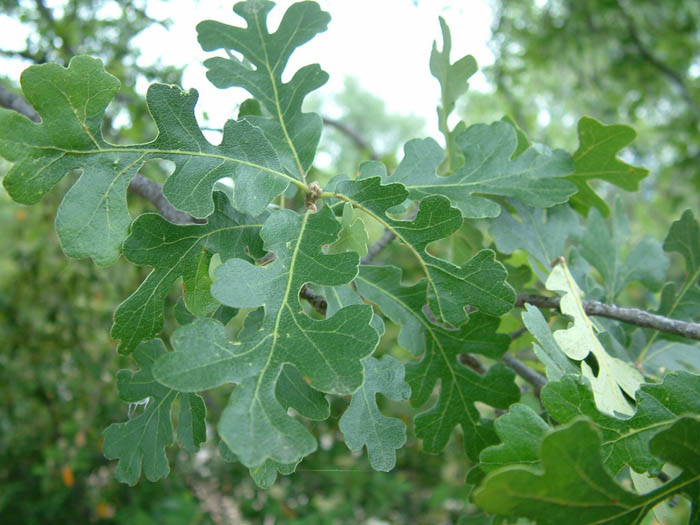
{"left": 299, "top": 285, "right": 327, "bottom": 315}
{"left": 322, "top": 117, "right": 379, "bottom": 161}
{"left": 0, "top": 84, "right": 39, "bottom": 122}
{"left": 0, "top": 85, "right": 198, "bottom": 225}
{"left": 361, "top": 229, "right": 397, "bottom": 265}
{"left": 517, "top": 294, "right": 700, "bottom": 341}
{"left": 502, "top": 353, "right": 547, "bottom": 397}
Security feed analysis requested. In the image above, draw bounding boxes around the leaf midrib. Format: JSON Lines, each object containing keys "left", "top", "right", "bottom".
{"left": 22, "top": 144, "right": 305, "bottom": 190}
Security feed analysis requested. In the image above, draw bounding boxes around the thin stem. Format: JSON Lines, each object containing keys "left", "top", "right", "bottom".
{"left": 501, "top": 353, "right": 547, "bottom": 397}
{"left": 517, "top": 294, "right": 700, "bottom": 341}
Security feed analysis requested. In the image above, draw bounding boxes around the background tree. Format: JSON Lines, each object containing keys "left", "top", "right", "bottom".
{"left": 469, "top": 0, "right": 700, "bottom": 235}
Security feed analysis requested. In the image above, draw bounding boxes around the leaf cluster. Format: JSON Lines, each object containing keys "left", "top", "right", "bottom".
{"left": 1, "top": 1, "right": 699, "bottom": 523}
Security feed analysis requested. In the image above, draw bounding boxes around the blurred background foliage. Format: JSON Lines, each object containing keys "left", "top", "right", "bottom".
{"left": 0, "top": 0, "right": 697, "bottom": 523}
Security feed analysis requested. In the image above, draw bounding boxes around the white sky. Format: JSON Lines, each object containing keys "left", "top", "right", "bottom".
{"left": 1, "top": 0, "right": 494, "bottom": 139}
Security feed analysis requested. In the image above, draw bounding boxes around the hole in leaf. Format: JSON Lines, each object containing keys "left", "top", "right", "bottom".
{"left": 584, "top": 351, "right": 600, "bottom": 377}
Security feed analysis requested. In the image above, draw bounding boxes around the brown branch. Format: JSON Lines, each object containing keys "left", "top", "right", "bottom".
{"left": 299, "top": 285, "right": 327, "bottom": 315}
{"left": 127, "top": 175, "right": 202, "bottom": 224}
{"left": 517, "top": 294, "right": 700, "bottom": 341}
{"left": 459, "top": 354, "right": 486, "bottom": 374}
{"left": 322, "top": 117, "right": 379, "bottom": 161}
{"left": 0, "top": 85, "right": 200, "bottom": 225}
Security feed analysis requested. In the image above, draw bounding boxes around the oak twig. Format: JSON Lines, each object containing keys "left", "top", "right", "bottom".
{"left": 299, "top": 285, "right": 327, "bottom": 316}
{"left": 517, "top": 294, "right": 700, "bottom": 341}
{"left": 322, "top": 117, "right": 379, "bottom": 161}
{"left": 502, "top": 353, "right": 547, "bottom": 396}
{"left": 361, "top": 229, "right": 397, "bottom": 265}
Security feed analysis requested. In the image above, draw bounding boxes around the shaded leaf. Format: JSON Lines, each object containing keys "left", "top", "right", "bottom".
{"left": 103, "top": 340, "right": 206, "bottom": 485}
{"left": 567, "top": 116, "right": 649, "bottom": 216}
{"left": 339, "top": 356, "right": 410, "bottom": 471}
{"left": 659, "top": 209, "right": 700, "bottom": 323}
{"left": 490, "top": 200, "right": 580, "bottom": 272}
{"left": 355, "top": 265, "right": 519, "bottom": 459}
{"left": 177, "top": 392, "right": 207, "bottom": 453}
{"left": 387, "top": 121, "right": 574, "bottom": 219}
{"left": 219, "top": 441, "right": 298, "bottom": 489}
{"left": 521, "top": 304, "right": 579, "bottom": 381}
{"left": 276, "top": 364, "right": 330, "bottom": 421}
{"left": 112, "top": 191, "right": 263, "bottom": 353}
{"left": 642, "top": 340, "right": 700, "bottom": 375}
{"left": 0, "top": 56, "right": 290, "bottom": 265}
{"left": 578, "top": 197, "right": 667, "bottom": 301}
{"left": 474, "top": 417, "right": 700, "bottom": 524}
{"left": 541, "top": 371, "right": 700, "bottom": 474}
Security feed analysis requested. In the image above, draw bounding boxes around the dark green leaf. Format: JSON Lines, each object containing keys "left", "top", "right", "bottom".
{"left": 355, "top": 265, "right": 519, "bottom": 458}
{"left": 479, "top": 404, "right": 549, "bottom": 472}
{"left": 112, "top": 191, "right": 263, "bottom": 353}
{"left": 474, "top": 417, "right": 700, "bottom": 524}
{"left": 542, "top": 371, "right": 700, "bottom": 475}
{"left": 430, "top": 17, "right": 477, "bottom": 172}
{"left": 103, "top": 339, "right": 206, "bottom": 485}
{"left": 334, "top": 171, "right": 515, "bottom": 326}
{"left": 0, "top": 57, "right": 291, "bottom": 265}
{"left": 567, "top": 117, "right": 649, "bottom": 216}
{"left": 155, "top": 206, "right": 378, "bottom": 467}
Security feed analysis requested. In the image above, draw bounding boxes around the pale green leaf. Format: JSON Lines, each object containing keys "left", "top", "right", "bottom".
{"left": 546, "top": 260, "right": 643, "bottom": 416}
{"left": 339, "top": 356, "right": 410, "bottom": 471}
{"left": 327, "top": 202, "right": 369, "bottom": 256}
